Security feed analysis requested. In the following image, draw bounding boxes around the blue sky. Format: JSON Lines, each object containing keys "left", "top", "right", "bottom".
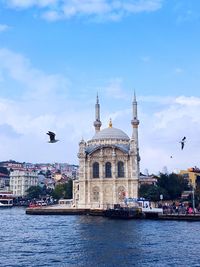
{"left": 0, "top": 0, "right": 200, "bottom": 174}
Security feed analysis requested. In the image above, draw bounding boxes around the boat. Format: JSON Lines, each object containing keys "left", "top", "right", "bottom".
{"left": 137, "top": 199, "right": 163, "bottom": 218}
{"left": 105, "top": 198, "right": 163, "bottom": 219}
{"left": 0, "top": 192, "right": 14, "bottom": 207}
{"left": 142, "top": 207, "right": 163, "bottom": 218}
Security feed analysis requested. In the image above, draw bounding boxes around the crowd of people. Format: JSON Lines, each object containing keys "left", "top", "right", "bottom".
{"left": 160, "top": 202, "right": 199, "bottom": 215}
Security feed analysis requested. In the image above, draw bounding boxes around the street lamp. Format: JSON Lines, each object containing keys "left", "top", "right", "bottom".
{"left": 192, "top": 185, "right": 195, "bottom": 213}
{"left": 189, "top": 182, "right": 195, "bottom": 213}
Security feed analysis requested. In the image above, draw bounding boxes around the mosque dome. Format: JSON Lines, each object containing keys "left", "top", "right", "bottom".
{"left": 92, "top": 127, "right": 129, "bottom": 141}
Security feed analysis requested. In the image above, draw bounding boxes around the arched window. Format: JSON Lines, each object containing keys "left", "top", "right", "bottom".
{"left": 92, "top": 186, "right": 100, "bottom": 202}
{"left": 105, "top": 162, "right": 112, "bottom": 178}
{"left": 118, "top": 161, "right": 124, "bottom": 177}
{"left": 93, "top": 162, "right": 99, "bottom": 178}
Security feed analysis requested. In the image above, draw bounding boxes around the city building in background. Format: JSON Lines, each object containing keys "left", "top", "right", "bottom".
{"left": 139, "top": 174, "right": 157, "bottom": 187}
{"left": 10, "top": 170, "right": 38, "bottom": 197}
{"left": 179, "top": 167, "right": 200, "bottom": 188}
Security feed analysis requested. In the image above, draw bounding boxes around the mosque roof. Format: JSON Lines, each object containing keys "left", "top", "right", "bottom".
{"left": 92, "top": 127, "right": 130, "bottom": 141}
{"left": 85, "top": 144, "right": 130, "bottom": 155}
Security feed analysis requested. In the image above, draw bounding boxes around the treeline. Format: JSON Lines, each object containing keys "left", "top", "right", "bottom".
{"left": 26, "top": 179, "right": 73, "bottom": 200}
{"left": 139, "top": 173, "right": 189, "bottom": 201}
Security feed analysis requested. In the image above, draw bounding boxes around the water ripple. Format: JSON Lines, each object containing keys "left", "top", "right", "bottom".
{"left": 1, "top": 208, "right": 200, "bottom": 266}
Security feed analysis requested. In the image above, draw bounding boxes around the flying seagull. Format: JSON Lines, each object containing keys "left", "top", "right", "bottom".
{"left": 46, "top": 131, "right": 59, "bottom": 143}
{"left": 180, "top": 136, "right": 186, "bottom": 150}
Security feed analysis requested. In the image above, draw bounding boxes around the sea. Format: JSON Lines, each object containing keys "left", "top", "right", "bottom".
{"left": 0, "top": 207, "right": 200, "bottom": 267}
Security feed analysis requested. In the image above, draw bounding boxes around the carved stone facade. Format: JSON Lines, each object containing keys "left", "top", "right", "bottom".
{"left": 73, "top": 95, "right": 140, "bottom": 210}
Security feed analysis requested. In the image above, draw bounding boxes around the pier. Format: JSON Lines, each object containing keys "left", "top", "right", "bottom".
{"left": 25, "top": 205, "right": 200, "bottom": 221}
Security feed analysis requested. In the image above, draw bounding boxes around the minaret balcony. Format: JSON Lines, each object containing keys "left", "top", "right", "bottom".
{"left": 131, "top": 119, "right": 139, "bottom": 126}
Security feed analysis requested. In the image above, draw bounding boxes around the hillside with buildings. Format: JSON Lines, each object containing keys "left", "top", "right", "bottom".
{"left": 0, "top": 160, "right": 78, "bottom": 198}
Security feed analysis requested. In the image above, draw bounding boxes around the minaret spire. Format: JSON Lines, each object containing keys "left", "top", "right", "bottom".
{"left": 93, "top": 93, "right": 102, "bottom": 133}
{"left": 131, "top": 91, "right": 139, "bottom": 131}
{"left": 131, "top": 91, "right": 140, "bottom": 191}
{"left": 131, "top": 91, "right": 140, "bottom": 157}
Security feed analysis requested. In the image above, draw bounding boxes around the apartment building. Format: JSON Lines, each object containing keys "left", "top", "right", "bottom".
{"left": 10, "top": 170, "right": 38, "bottom": 197}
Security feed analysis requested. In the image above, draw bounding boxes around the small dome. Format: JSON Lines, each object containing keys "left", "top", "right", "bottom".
{"left": 92, "top": 127, "right": 129, "bottom": 141}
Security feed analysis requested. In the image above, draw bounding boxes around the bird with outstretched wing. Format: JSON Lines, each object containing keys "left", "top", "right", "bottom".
{"left": 46, "top": 131, "right": 59, "bottom": 143}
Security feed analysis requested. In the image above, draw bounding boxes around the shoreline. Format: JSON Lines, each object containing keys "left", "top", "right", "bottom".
{"left": 25, "top": 205, "right": 200, "bottom": 220}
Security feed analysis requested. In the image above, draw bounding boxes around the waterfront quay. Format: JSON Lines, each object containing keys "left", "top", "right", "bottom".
{"left": 25, "top": 205, "right": 200, "bottom": 221}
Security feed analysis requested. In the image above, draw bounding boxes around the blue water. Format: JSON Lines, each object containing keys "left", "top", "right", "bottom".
{"left": 0, "top": 208, "right": 200, "bottom": 267}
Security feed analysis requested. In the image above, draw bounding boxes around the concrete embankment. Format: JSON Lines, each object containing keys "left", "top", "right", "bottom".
{"left": 26, "top": 206, "right": 89, "bottom": 215}
{"left": 26, "top": 205, "right": 106, "bottom": 216}
{"left": 26, "top": 206, "right": 200, "bottom": 221}
{"left": 158, "top": 214, "right": 200, "bottom": 221}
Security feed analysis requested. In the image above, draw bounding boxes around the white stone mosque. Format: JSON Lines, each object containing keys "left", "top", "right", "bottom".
{"left": 73, "top": 93, "right": 140, "bottom": 210}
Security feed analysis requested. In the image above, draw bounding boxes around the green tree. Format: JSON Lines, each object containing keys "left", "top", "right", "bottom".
{"left": 139, "top": 173, "right": 188, "bottom": 201}
{"left": 139, "top": 184, "right": 168, "bottom": 201}
{"left": 51, "top": 179, "right": 73, "bottom": 200}
{"left": 26, "top": 186, "right": 43, "bottom": 199}
{"left": 52, "top": 184, "right": 65, "bottom": 199}
{"left": 64, "top": 179, "right": 73, "bottom": 199}
{"left": 157, "top": 173, "right": 188, "bottom": 200}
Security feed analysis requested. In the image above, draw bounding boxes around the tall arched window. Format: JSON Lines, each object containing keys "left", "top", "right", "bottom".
{"left": 105, "top": 162, "right": 112, "bottom": 178}
{"left": 118, "top": 161, "right": 124, "bottom": 177}
{"left": 93, "top": 162, "right": 99, "bottom": 178}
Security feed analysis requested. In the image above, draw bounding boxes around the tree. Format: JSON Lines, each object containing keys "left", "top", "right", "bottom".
{"left": 51, "top": 184, "right": 64, "bottom": 199}
{"left": 157, "top": 173, "right": 189, "bottom": 200}
{"left": 51, "top": 179, "right": 73, "bottom": 200}
{"left": 26, "top": 186, "right": 43, "bottom": 199}
{"left": 64, "top": 179, "right": 73, "bottom": 199}
{"left": 139, "top": 173, "right": 188, "bottom": 201}
{"left": 139, "top": 184, "right": 168, "bottom": 201}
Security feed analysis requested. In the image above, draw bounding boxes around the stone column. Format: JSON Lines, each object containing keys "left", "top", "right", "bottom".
{"left": 87, "top": 156, "right": 91, "bottom": 206}
{"left": 99, "top": 149, "right": 104, "bottom": 208}
{"left": 112, "top": 148, "right": 116, "bottom": 206}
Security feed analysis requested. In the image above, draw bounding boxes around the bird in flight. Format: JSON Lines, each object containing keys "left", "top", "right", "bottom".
{"left": 46, "top": 131, "right": 59, "bottom": 143}
{"left": 180, "top": 136, "right": 186, "bottom": 150}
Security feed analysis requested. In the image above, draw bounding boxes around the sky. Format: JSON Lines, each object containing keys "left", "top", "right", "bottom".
{"left": 0, "top": 0, "right": 200, "bottom": 174}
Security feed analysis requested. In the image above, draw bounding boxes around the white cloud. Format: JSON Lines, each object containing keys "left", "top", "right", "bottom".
{"left": 4, "top": 0, "right": 163, "bottom": 21}
{"left": 0, "top": 48, "right": 69, "bottom": 100}
{"left": 0, "top": 24, "right": 10, "bottom": 32}
{"left": 175, "top": 96, "right": 200, "bottom": 106}
{"left": 0, "top": 48, "right": 97, "bottom": 163}
{"left": 122, "top": 0, "right": 162, "bottom": 13}
{"left": 0, "top": 47, "right": 199, "bottom": 173}
{"left": 5, "top": 0, "right": 57, "bottom": 9}
{"left": 139, "top": 95, "right": 200, "bottom": 174}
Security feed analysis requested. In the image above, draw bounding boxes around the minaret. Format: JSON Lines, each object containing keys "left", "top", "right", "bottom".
{"left": 93, "top": 93, "right": 102, "bottom": 133}
{"left": 131, "top": 91, "right": 139, "bottom": 143}
{"left": 130, "top": 92, "right": 140, "bottom": 198}
{"left": 131, "top": 92, "right": 140, "bottom": 171}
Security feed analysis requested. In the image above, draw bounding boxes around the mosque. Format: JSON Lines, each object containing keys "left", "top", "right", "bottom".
{"left": 73, "top": 94, "right": 140, "bottom": 210}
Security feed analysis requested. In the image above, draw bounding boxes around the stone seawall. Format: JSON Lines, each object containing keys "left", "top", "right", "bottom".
{"left": 158, "top": 214, "right": 200, "bottom": 221}
{"left": 26, "top": 206, "right": 106, "bottom": 216}
{"left": 26, "top": 207, "right": 90, "bottom": 215}
{"left": 26, "top": 206, "right": 200, "bottom": 221}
